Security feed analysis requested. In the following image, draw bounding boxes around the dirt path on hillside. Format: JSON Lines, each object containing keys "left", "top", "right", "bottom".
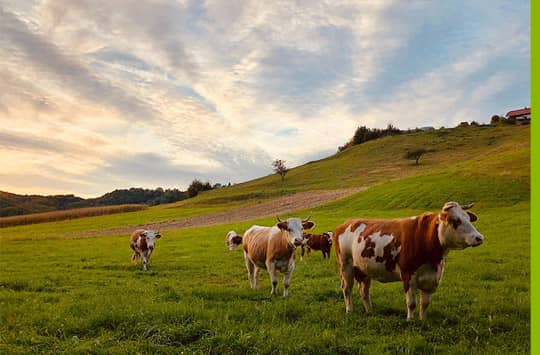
{"left": 72, "top": 187, "right": 365, "bottom": 237}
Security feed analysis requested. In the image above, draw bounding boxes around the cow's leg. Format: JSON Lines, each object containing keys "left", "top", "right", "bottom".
{"left": 300, "top": 245, "right": 305, "bottom": 261}
{"left": 359, "top": 278, "right": 372, "bottom": 313}
{"left": 253, "top": 267, "right": 260, "bottom": 289}
{"left": 419, "top": 290, "right": 433, "bottom": 320}
{"left": 307, "top": 247, "right": 311, "bottom": 256}
{"left": 283, "top": 258, "right": 295, "bottom": 297}
{"left": 130, "top": 244, "right": 139, "bottom": 263}
{"left": 142, "top": 255, "right": 148, "bottom": 271}
{"left": 244, "top": 252, "right": 255, "bottom": 288}
{"left": 266, "top": 261, "right": 278, "bottom": 296}
{"left": 340, "top": 261, "right": 355, "bottom": 313}
{"left": 405, "top": 286, "right": 417, "bottom": 320}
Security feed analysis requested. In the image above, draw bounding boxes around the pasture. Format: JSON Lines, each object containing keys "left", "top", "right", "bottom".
{"left": 0, "top": 125, "right": 530, "bottom": 353}
{"left": 0, "top": 204, "right": 529, "bottom": 353}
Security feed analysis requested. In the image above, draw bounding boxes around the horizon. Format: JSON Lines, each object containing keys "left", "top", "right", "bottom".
{"left": 0, "top": 1, "right": 530, "bottom": 198}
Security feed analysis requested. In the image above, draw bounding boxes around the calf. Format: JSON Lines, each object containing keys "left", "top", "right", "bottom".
{"left": 130, "top": 229, "right": 161, "bottom": 271}
{"left": 334, "top": 202, "right": 484, "bottom": 320}
{"left": 243, "top": 216, "right": 314, "bottom": 296}
{"left": 225, "top": 230, "right": 243, "bottom": 251}
{"left": 301, "top": 231, "right": 333, "bottom": 259}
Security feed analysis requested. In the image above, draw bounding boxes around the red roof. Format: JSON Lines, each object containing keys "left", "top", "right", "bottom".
{"left": 506, "top": 107, "right": 530, "bottom": 117}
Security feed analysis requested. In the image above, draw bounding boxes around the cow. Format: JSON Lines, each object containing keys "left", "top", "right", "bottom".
{"left": 300, "top": 231, "right": 333, "bottom": 259}
{"left": 243, "top": 216, "right": 314, "bottom": 296}
{"left": 225, "top": 230, "right": 243, "bottom": 251}
{"left": 130, "top": 229, "right": 161, "bottom": 271}
{"left": 334, "top": 202, "right": 484, "bottom": 320}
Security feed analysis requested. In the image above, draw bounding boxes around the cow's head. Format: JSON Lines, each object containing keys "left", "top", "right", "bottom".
{"left": 438, "top": 202, "right": 483, "bottom": 249}
{"left": 226, "top": 231, "right": 242, "bottom": 251}
{"left": 140, "top": 230, "right": 161, "bottom": 250}
{"left": 226, "top": 231, "right": 237, "bottom": 250}
{"left": 277, "top": 215, "right": 315, "bottom": 244}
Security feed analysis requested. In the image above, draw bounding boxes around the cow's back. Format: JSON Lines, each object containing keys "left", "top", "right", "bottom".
{"left": 243, "top": 226, "right": 272, "bottom": 268}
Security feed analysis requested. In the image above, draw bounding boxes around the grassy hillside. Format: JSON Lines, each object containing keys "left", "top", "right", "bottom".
{"left": 0, "top": 124, "right": 529, "bottom": 353}
{"left": 189, "top": 125, "right": 529, "bottom": 204}
{"left": 0, "top": 125, "right": 529, "bottom": 239}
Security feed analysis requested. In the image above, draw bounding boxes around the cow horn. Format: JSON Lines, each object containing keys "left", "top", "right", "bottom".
{"left": 461, "top": 203, "right": 474, "bottom": 210}
{"left": 276, "top": 216, "right": 283, "bottom": 223}
{"left": 302, "top": 215, "right": 312, "bottom": 223}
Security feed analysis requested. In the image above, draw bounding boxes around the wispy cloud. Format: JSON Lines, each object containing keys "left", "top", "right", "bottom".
{"left": 0, "top": 0, "right": 529, "bottom": 197}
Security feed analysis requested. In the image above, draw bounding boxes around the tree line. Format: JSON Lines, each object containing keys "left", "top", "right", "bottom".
{"left": 338, "top": 124, "right": 403, "bottom": 151}
{"left": 0, "top": 179, "right": 229, "bottom": 217}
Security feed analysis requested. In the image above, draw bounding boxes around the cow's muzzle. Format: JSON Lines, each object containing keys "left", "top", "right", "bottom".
{"left": 471, "top": 234, "right": 484, "bottom": 247}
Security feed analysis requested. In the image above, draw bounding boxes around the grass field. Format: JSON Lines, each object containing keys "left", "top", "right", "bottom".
{"left": 0, "top": 125, "right": 530, "bottom": 353}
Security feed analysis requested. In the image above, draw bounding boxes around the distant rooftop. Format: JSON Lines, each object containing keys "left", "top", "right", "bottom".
{"left": 506, "top": 107, "right": 530, "bottom": 118}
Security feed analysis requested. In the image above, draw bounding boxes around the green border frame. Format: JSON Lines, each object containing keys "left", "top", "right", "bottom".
{"left": 532, "top": 1, "right": 538, "bottom": 353}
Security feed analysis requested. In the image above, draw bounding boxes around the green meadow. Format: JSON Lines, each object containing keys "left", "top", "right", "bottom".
{"left": 0, "top": 125, "right": 530, "bottom": 353}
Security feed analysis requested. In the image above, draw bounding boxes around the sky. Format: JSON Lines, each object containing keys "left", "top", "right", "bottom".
{"left": 0, "top": 0, "right": 530, "bottom": 197}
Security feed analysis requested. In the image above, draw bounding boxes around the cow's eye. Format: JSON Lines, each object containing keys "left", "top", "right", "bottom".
{"left": 450, "top": 218, "right": 461, "bottom": 229}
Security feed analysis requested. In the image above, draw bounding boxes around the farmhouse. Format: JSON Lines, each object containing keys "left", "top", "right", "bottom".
{"left": 506, "top": 107, "right": 531, "bottom": 125}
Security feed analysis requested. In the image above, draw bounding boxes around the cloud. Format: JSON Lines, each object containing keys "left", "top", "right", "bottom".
{"left": 0, "top": 0, "right": 530, "bottom": 197}
{"left": 0, "top": 7, "right": 156, "bottom": 120}
{"left": 0, "top": 130, "right": 88, "bottom": 155}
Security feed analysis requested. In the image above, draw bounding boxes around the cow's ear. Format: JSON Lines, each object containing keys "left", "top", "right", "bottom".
{"left": 155, "top": 233, "right": 161, "bottom": 239}
{"left": 467, "top": 212, "right": 478, "bottom": 222}
{"left": 140, "top": 231, "right": 147, "bottom": 237}
{"left": 303, "top": 221, "right": 315, "bottom": 230}
{"left": 277, "top": 221, "right": 288, "bottom": 230}
{"left": 439, "top": 212, "right": 448, "bottom": 224}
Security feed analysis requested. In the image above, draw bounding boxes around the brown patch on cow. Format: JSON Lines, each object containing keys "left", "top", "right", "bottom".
{"left": 354, "top": 267, "right": 367, "bottom": 283}
{"left": 138, "top": 236, "right": 148, "bottom": 251}
{"left": 361, "top": 236, "right": 376, "bottom": 258}
{"left": 449, "top": 217, "right": 461, "bottom": 229}
{"left": 231, "top": 236, "right": 243, "bottom": 245}
{"left": 401, "top": 271, "right": 411, "bottom": 292}
{"left": 382, "top": 238, "right": 400, "bottom": 272}
{"left": 277, "top": 222, "right": 290, "bottom": 231}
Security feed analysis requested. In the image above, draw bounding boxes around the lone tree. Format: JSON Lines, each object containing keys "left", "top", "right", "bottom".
{"left": 187, "top": 179, "right": 213, "bottom": 198}
{"left": 405, "top": 148, "right": 428, "bottom": 165}
{"left": 272, "top": 159, "right": 289, "bottom": 182}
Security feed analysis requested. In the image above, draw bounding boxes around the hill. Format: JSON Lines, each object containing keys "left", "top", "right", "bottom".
{"left": 185, "top": 125, "right": 530, "bottom": 206}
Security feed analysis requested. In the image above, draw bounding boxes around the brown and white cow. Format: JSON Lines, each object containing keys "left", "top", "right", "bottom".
{"left": 130, "top": 229, "right": 161, "bottom": 271}
{"left": 243, "top": 216, "right": 314, "bottom": 296}
{"left": 226, "top": 230, "right": 243, "bottom": 251}
{"left": 334, "top": 202, "right": 484, "bottom": 320}
{"left": 300, "top": 232, "right": 333, "bottom": 259}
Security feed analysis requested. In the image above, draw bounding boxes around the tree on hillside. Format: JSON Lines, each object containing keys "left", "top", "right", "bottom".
{"left": 187, "top": 179, "right": 213, "bottom": 198}
{"left": 490, "top": 115, "right": 502, "bottom": 125}
{"left": 404, "top": 148, "right": 428, "bottom": 165}
{"left": 272, "top": 159, "right": 289, "bottom": 182}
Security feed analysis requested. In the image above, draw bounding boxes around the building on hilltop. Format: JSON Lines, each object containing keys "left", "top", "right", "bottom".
{"left": 506, "top": 107, "right": 531, "bottom": 125}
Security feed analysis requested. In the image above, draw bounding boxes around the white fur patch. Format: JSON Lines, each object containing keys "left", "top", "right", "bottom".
{"left": 353, "top": 230, "right": 401, "bottom": 282}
